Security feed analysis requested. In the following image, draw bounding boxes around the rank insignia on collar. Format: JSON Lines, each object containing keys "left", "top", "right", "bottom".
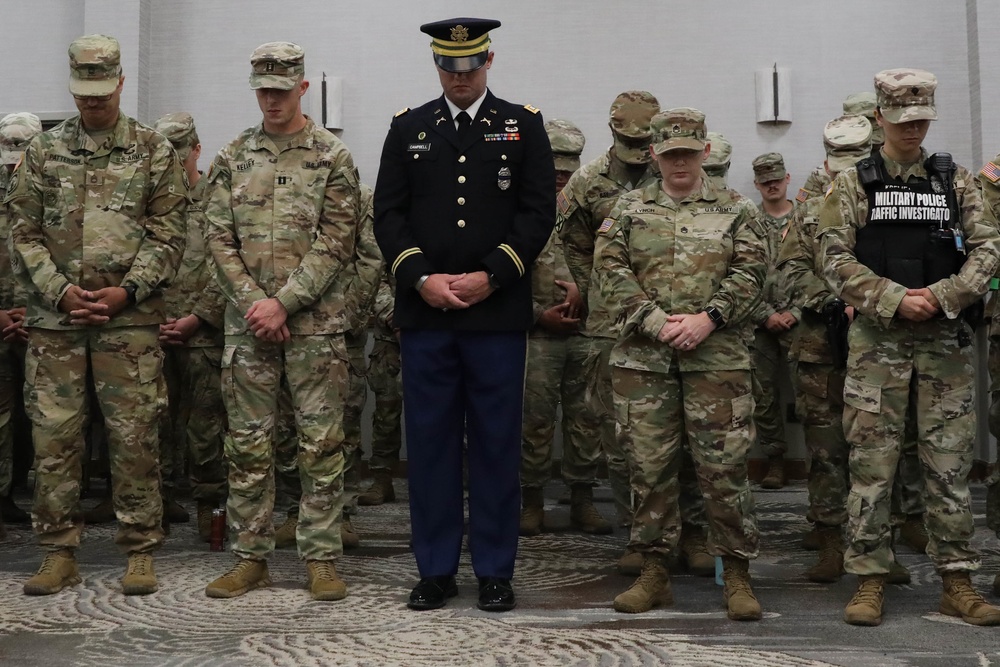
{"left": 524, "top": 104, "right": 540, "bottom": 114}
{"left": 394, "top": 107, "right": 410, "bottom": 117}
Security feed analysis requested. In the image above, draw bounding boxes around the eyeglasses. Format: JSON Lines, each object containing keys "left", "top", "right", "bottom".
{"left": 73, "top": 93, "right": 114, "bottom": 102}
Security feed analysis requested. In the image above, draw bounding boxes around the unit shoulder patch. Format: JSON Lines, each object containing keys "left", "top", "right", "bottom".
{"left": 524, "top": 104, "right": 540, "bottom": 114}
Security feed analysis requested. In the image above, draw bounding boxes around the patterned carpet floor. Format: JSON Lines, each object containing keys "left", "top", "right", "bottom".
{"left": 1, "top": 482, "right": 999, "bottom": 667}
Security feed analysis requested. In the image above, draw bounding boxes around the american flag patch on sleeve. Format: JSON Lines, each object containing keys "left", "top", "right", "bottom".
{"left": 597, "top": 218, "right": 615, "bottom": 235}
{"left": 796, "top": 188, "right": 809, "bottom": 203}
{"left": 980, "top": 161, "right": 1000, "bottom": 183}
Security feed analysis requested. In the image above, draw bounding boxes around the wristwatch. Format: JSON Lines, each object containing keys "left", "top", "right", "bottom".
{"left": 487, "top": 273, "right": 500, "bottom": 290}
{"left": 122, "top": 283, "right": 138, "bottom": 305}
{"left": 701, "top": 306, "right": 725, "bottom": 329}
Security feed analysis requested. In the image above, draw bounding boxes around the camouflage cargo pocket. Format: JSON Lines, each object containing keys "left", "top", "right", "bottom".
{"left": 843, "top": 375, "right": 880, "bottom": 414}
{"left": 797, "top": 364, "right": 828, "bottom": 400}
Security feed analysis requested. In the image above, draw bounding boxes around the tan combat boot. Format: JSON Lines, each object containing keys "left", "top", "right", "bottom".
{"left": 617, "top": 546, "right": 643, "bottom": 576}
{"left": 801, "top": 524, "right": 822, "bottom": 551}
{"left": 897, "top": 514, "right": 929, "bottom": 553}
{"left": 274, "top": 513, "right": 298, "bottom": 549}
{"left": 939, "top": 572, "right": 1000, "bottom": 626}
{"left": 844, "top": 575, "right": 885, "bottom": 626}
{"left": 569, "top": 485, "right": 612, "bottom": 535}
{"left": 613, "top": 555, "right": 672, "bottom": 613}
{"left": 760, "top": 454, "right": 785, "bottom": 490}
{"left": 722, "top": 556, "right": 762, "bottom": 621}
{"left": 679, "top": 524, "right": 715, "bottom": 577}
{"left": 519, "top": 486, "right": 545, "bottom": 537}
{"left": 357, "top": 471, "right": 396, "bottom": 506}
{"left": 306, "top": 560, "right": 347, "bottom": 601}
{"left": 341, "top": 515, "right": 360, "bottom": 550}
{"left": 122, "top": 553, "right": 158, "bottom": 595}
{"left": 805, "top": 526, "right": 844, "bottom": 583}
{"left": 205, "top": 558, "right": 271, "bottom": 598}
{"left": 23, "top": 549, "right": 81, "bottom": 595}
{"left": 196, "top": 502, "right": 214, "bottom": 542}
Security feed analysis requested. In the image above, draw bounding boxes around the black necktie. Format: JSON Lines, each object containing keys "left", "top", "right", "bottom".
{"left": 456, "top": 111, "right": 472, "bottom": 139}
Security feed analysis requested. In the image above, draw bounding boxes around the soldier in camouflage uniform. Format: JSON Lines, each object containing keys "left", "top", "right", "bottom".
{"left": 599, "top": 108, "right": 767, "bottom": 621}
{"left": 519, "top": 119, "right": 610, "bottom": 536}
{"left": 204, "top": 42, "right": 360, "bottom": 602}
{"left": 749, "top": 153, "right": 797, "bottom": 489}
{"left": 0, "top": 113, "right": 39, "bottom": 525}
{"left": 818, "top": 69, "right": 1000, "bottom": 626}
{"left": 703, "top": 131, "right": 732, "bottom": 189}
{"left": 153, "top": 112, "right": 229, "bottom": 541}
{"left": 777, "top": 115, "right": 872, "bottom": 583}
{"left": 797, "top": 92, "right": 886, "bottom": 206}
{"left": 357, "top": 267, "right": 403, "bottom": 506}
{"left": 976, "top": 151, "right": 1000, "bottom": 598}
{"left": 8, "top": 35, "right": 187, "bottom": 596}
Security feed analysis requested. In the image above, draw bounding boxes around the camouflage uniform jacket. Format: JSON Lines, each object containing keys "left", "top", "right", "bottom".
{"left": 749, "top": 206, "right": 800, "bottom": 327}
{"left": 976, "top": 152, "right": 1000, "bottom": 337}
{"left": 530, "top": 229, "right": 577, "bottom": 338}
{"left": 205, "top": 117, "right": 360, "bottom": 336}
{"left": 5, "top": 112, "right": 187, "bottom": 330}
{"left": 797, "top": 166, "right": 831, "bottom": 204}
{"left": 163, "top": 175, "right": 225, "bottom": 347}
{"left": 0, "top": 168, "right": 20, "bottom": 310}
{"left": 336, "top": 183, "right": 383, "bottom": 334}
{"left": 597, "top": 177, "right": 768, "bottom": 373}
{"left": 777, "top": 194, "right": 839, "bottom": 364}
{"left": 819, "top": 149, "right": 1000, "bottom": 328}
{"left": 372, "top": 268, "right": 397, "bottom": 342}
{"left": 557, "top": 150, "right": 659, "bottom": 338}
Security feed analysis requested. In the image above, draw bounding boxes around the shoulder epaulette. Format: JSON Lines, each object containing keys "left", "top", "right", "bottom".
{"left": 394, "top": 107, "right": 410, "bottom": 118}
{"left": 524, "top": 104, "right": 540, "bottom": 114}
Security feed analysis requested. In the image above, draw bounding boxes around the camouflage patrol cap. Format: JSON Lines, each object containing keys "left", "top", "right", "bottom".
{"left": 843, "top": 91, "right": 884, "bottom": 145}
{"left": 0, "top": 112, "right": 42, "bottom": 165}
{"left": 752, "top": 152, "right": 786, "bottom": 183}
{"left": 68, "top": 34, "right": 122, "bottom": 97}
{"left": 545, "top": 119, "right": 586, "bottom": 173}
{"left": 704, "top": 132, "right": 732, "bottom": 170}
{"left": 421, "top": 18, "right": 500, "bottom": 73}
{"left": 650, "top": 108, "right": 707, "bottom": 155}
{"left": 823, "top": 114, "right": 872, "bottom": 174}
{"left": 154, "top": 112, "right": 199, "bottom": 161}
{"left": 874, "top": 68, "right": 937, "bottom": 124}
{"left": 609, "top": 90, "right": 659, "bottom": 165}
{"left": 250, "top": 42, "right": 305, "bottom": 90}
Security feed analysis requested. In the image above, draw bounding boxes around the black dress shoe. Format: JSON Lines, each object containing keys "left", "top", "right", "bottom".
{"left": 407, "top": 576, "right": 457, "bottom": 610}
{"left": 477, "top": 577, "right": 516, "bottom": 612}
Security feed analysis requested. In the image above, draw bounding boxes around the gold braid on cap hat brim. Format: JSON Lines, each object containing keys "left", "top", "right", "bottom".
{"left": 430, "top": 33, "right": 490, "bottom": 57}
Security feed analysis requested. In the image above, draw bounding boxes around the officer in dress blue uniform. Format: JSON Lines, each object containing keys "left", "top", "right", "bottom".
{"left": 374, "top": 17, "right": 555, "bottom": 612}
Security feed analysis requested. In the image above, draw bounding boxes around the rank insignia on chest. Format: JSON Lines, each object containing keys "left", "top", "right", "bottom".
{"left": 498, "top": 166, "right": 512, "bottom": 191}
{"left": 484, "top": 132, "right": 520, "bottom": 142}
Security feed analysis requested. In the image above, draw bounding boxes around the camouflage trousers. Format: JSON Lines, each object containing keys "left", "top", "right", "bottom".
{"left": 222, "top": 334, "right": 348, "bottom": 561}
{"left": 167, "top": 346, "right": 227, "bottom": 504}
{"left": 612, "top": 365, "right": 759, "bottom": 560}
{"left": 796, "top": 361, "right": 849, "bottom": 527}
{"left": 752, "top": 328, "right": 792, "bottom": 457}
{"left": 366, "top": 336, "right": 402, "bottom": 472}
{"left": 273, "top": 375, "right": 300, "bottom": 515}
{"left": 890, "top": 411, "right": 926, "bottom": 524}
{"left": 521, "top": 334, "right": 601, "bottom": 488}
{"left": 986, "top": 334, "right": 1000, "bottom": 537}
{"left": 0, "top": 340, "right": 26, "bottom": 497}
{"left": 341, "top": 329, "right": 368, "bottom": 515}
{"left": 842, "top": 318, "right": 979, "bottom": 575}
{"left": 159, "top": 347, "right": 186, "bottom": 495}
{"left": 26, "top": 326, "right": 165, "bottom": 554}
{"left": 584, "top": 336, "right": 632, "bottom": 520}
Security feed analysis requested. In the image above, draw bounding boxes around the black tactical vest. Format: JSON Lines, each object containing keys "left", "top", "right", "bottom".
{"left": 854, "top": 153, "right": 963, "bottom": 289}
